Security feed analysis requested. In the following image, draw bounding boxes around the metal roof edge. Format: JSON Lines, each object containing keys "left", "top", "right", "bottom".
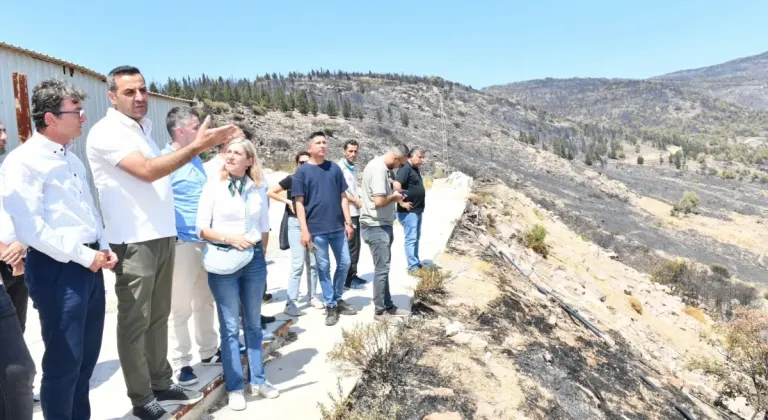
{"left": 0, "top": 41, "right": 194, "bottom": 105}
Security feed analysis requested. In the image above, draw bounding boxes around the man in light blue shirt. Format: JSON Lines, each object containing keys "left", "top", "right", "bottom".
{"left": 162, "top": 107, "right": 220, "bottom": 386}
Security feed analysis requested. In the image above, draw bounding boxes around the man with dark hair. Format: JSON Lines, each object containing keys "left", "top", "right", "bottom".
{"left": 338, "top": 139, "right": 366, "bottom": 290}
{"left": 1, "top": 79, "right": 116, "bottom": 420}
{"left": 393, "top": 147, "right": 426, "bottom": 272}
{"left": 360, "top": 143, "right": 412, "bottom": 322}
{"left": 162, "top": 107, "right": 219, "bottom": 387}
{"left": 87, "top": 66, "right": 238, "bottom": 420}
{"left": 293, "top": 131, "right": 357, "bottom": 326}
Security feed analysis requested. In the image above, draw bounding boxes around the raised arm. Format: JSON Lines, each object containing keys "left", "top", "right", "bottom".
{"left": 92, "top": 116, "right": 239, "bottom": 183}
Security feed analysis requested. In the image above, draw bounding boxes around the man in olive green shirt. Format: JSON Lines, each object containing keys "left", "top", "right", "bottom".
{"left": 360, "top": 143, "right": 412, "bottom": 322}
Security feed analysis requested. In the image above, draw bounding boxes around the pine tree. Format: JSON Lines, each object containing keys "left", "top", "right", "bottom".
{"left": 285, "top": 90, "right": 295, "bottom": 110}
{"left": 375, "top": 108, "right": 384, "bottom": 123}
{"left": 297, "top": 91, "right": 310, "bottom": 115}
{"left": 400, "top": 110, "right": 409, "bottom": 127}
{"left": 149, "top": 81, "right": 159, "bottom": 93}
{"left": 353, "top": 106, "right": 364, "bottom": 120}
{"left": 325, "top": 100, "right": 338, "bottom": 118}
{"left": 387, "top": 105, "right": 394, "bottom": 123}
{"left": 342, "top": 99, "right": 352, "bottom": 119}
{"left": 261, "top": 89, "right": 273, "bottom": 108}
{"left": 274, "top": 89, "right": 287, "bottom": 111}
{"left": 310, "top": 96, "right": 318, "bottom": 116}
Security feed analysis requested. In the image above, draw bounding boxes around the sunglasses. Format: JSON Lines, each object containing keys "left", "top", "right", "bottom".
{"left": 298, "top": 160, "right": 309, "bottom": 165}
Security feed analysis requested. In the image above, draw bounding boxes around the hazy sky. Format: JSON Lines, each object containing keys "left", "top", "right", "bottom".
{"left": 2, "top": 0, "right": 766, "bottom": 87}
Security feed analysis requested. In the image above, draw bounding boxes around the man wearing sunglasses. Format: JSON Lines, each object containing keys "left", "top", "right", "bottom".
{"left": 1, "top": 79, "right": 117, "bottom": 420}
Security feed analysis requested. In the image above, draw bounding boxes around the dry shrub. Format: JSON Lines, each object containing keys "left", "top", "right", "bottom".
{"left": 422, "top": 175, "right": 434, "bottom": 190}
{"left": 683, "top": 306, "right": 707, "bottom": 323}
{"left": 328, "top": 322, "right": 400, "bottom": 375}
{"left": 628, "top": 296, "right": 643, "bottom": 314}
{"left": 412, "top": 266, "right": 449, "bottom": 304}
{"left": 203, "top": 99, "right": 231, "bottom": 114}
{"left": 523, "top": 224, "right": 548, "bottom": 258}
{"left": 652, "top": 258, "right": 758, "bottom": 319}
{"left": 319, "top": 380, "right": 400, "bottom": 420}
{"left": 689, "top": 308, "right": 768, "bottom": 418}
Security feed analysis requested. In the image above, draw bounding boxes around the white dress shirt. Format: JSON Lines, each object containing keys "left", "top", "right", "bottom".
{"left": 0, "top": 132, "right": 107, "bottom": 268}
{"left": 86, "top": 108, "right": 176, "bottom": 244}
{"left": 196, "top": 177, "right": 270, "bottom": 242}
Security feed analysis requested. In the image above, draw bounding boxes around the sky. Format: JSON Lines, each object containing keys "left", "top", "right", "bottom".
{"left": 2, "top": 0, "right": 767, "bottom": 88}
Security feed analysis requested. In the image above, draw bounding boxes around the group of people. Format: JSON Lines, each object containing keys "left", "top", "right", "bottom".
{"left": 0, "top": 66, "right": 427, "bottom": 420}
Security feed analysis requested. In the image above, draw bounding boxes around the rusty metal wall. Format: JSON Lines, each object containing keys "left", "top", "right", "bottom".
{"left": 0, "top": 44, "right": 192, "bottom": 212}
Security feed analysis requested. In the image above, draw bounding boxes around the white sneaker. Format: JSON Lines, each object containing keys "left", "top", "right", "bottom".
{"left": 228, "top": 390, "right": 246, "bottom": 411}
{"left": 284, "top": 301, "right": 305, "bottom": 316}
{"left": 251, "top": 382, "right": 280, "bottom": 399}
{"left": 310, "top": 297, "right": 325, "bottom": 309}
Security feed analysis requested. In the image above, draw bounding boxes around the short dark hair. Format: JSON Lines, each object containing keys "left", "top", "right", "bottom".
{"left": 390, "top": 142, "right": 410, "bottom": 157}
{"left": 295, "top": 151, "right": 310, "bottom": 164}
{"left": 307, "top": 131, "right": 327, "bottom": 143}
{"left": 31, "top": 79, "right": 87, "bottom": 130}
{"left": 107, "top": 65, "right": 142, "bottom": 92}
{"left": 409, "top": 146, "right": 425, "bottom": 157}
{"left": 343, "top": 140, "right": 359, "bottom": 151}
{"left": 166, "top": 107, "right": 198, "bottom": 139}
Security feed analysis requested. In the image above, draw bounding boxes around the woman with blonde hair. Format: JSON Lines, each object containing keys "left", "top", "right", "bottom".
{"left": 196, "top": 138, "right": 279, "bottom": 411}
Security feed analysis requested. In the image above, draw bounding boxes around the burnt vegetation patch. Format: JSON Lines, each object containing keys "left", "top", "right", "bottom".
{"left": 322, "top": 320, "right": 476, "bottom": 420}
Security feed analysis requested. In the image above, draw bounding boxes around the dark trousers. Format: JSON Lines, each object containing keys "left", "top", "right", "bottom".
{"left": 26, "top": 248, "right": 105, "bottom": 420}
{"left": 0, "top": 284, "right": 35, "bottom": 420}
{"left": 0, "top": 261, "right": 27, "bottom": 332}
{"left": 361, "top": 225, "right": 394, "bottom": 313}
{"left": 344, "top": 216, "right": 361, "bottom": 287}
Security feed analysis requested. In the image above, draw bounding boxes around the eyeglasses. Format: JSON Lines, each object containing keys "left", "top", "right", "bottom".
{"left": 55, "top": 109, "right": 85, "bottom": 118}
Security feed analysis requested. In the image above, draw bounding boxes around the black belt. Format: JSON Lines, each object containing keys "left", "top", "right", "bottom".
{"left": 84, "top": 242, "right": 99, "bottom": 251}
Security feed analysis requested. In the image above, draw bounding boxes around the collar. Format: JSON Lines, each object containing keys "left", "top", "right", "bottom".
{"left": 28, "top": 132, "right": 68, "bottom": 156}
{"left": 107, "top": 108, "right": 152, "bottom": 136}
{"left": 339, "top": 158, "right": 355, "bottom": 172}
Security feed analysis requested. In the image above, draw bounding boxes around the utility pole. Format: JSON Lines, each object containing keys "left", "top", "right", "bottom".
{"left": 439, "top": 93, "right": 447, "bottom": 159}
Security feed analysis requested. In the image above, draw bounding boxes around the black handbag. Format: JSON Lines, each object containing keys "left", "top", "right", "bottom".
{"left": 279, "top": 211, "right": 290, "bottom": 250}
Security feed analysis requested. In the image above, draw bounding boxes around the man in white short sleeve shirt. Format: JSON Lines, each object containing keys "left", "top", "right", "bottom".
{"left": 86, "top": 66, "right": 238, "bottom": 420}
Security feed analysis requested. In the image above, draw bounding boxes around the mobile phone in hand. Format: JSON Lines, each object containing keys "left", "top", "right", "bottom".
{"left": 398, "top": 189, "right": 408, "bottom": 197}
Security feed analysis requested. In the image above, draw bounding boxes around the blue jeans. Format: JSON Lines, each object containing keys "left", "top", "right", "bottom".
{"left": 26, "top": 247, "right": 105, "bottom": 420}
{"left": 397, "top": 212, "right": 423, "bottom": 271}
{"left": 207, "top": 245, "right": 267, "bottom": 392}
{"left": 287, "top": 217, "right": 319, "bottom": 302}
{"left": 312, "top": 231, "right": 350, "bottom": 307}
{"left": 0, "top": 284, "right": 35, "bottom": 420}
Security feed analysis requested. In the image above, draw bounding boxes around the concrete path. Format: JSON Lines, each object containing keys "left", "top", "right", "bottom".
{"left": 208, "top": 180, "right": 469, "bottom": 420}
{"left": 22, "top": 172, "right": 469, "bottom": 420}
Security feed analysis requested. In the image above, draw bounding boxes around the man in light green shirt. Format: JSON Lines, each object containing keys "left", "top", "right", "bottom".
{"left": 360, "top": 143, "right": 412, "bottom": 322}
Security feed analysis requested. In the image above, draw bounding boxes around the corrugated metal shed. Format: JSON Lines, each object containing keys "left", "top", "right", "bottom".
{"left": 0, "top": 41, "right": 194, "bottom": 209}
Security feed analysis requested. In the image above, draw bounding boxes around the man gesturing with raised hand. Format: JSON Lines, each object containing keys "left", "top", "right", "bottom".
{"left": 86, "top": 66, "right": 239, "bottom": 420}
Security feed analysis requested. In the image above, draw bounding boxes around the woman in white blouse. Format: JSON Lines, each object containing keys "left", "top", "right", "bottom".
{"left": 195, "top": 139, "right": 279, "bottom": 411}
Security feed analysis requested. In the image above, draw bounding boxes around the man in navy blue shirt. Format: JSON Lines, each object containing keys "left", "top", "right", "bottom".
{"left": 292, "top": 131, "right": 357, "bottom": 326}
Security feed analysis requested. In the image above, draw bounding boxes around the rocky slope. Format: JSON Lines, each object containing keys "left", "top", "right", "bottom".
{"left": 484, "top": 78, "right": 768, "bottom": 138}
{"left": 654, "top": 50, "right": 768, "bottom": 110}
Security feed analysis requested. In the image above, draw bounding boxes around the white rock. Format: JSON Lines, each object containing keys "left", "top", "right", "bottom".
{"left": 445, "top": 322, "right": 465, "bottom": 337}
